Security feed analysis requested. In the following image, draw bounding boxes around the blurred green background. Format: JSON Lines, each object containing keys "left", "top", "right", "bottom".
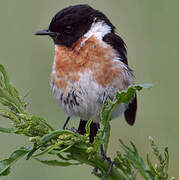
{"left": 0, "top": 0, "right": 178, "bottom": 179}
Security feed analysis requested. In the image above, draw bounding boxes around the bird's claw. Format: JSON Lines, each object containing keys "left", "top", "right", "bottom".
{"left": 69, "top": 127, "right": 78, "bottom": 133}
{"left": 100, "top": 144, "right": 120, "bottom": 177}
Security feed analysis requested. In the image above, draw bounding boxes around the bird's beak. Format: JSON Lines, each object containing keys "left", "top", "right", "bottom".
{"left": 35, "top": 29, "right": 55, "bottom": 36}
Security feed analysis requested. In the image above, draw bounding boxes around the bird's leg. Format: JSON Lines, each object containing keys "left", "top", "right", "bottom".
{"left": 62, "top": 116, "right": 70, "bottom": 129}
{"left": 62, "top": 116, "right": 78, "bottom": 133}
{"left": 100, "top": 144, "right": 120, "bottom": 177}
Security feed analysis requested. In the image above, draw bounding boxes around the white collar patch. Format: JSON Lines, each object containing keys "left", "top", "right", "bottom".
{"left": 80, "top": 20, "right": 111, "bottom": 47}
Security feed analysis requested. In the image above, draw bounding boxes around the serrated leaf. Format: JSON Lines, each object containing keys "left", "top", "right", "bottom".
{"left": 95, "top": 84, "right": 152, "bottom": 154}
{"left": 35, "top": 158, "right": 81, "bottom": 167}
{"left": 0, "top": 147, "right": 30, "bottom": 176}
{"left": 95, "top": 99, "right": 113, "bottom": 153}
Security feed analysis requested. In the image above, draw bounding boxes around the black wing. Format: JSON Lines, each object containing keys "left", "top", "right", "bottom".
{"left": 103, "top": 33, "right": 128, "bottom": 64}
{"left": 103, "top": 33, "right": 137, "bottom": 125}
{"left": 124, "top": 94, "right": 137, "bottom": 125}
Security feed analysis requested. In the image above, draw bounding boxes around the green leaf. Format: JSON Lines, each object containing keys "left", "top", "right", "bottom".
{"left": 0, "top": 108, "right": 20, "bottom": 123}
{"left": 94, "top": 99, "right": 112, "bottom": 153}
{"left": 34, "top": 116, "right": 54, "bottom": 131}
{"left": 0, "top": 127, "right": 26, "bottom": 134}
{"left": 38, "top": 129, "right": 75, "bottom": 147}
{"left": 10, "top": 86, "right": 24, "bottom": 106}
{"left": 102, "top": 84, "right": 150, "bottom": 144}
{"left": 33, "top": 142, "right": 63, "bottom": 158}
{"left": 56, "top": 153, "right": 70, "bottom": 161}
{"left": 146, "top": 154, "right": 157, "bottom": 176}
{"left": 35, "top": 158, "right": 81, "bottom": 167}
{"left": 164, "top": 147, "right": 169, "bottom": 170}
{"left": 26, "top": 144, "right": 38, "bottom": 160}
{"left": 0, "top": 90, "right": 22, "bottom": 113}
{"left": 94, "top": 84, "right": 152, "bottom": 154}
{"left": 0, "top": 64, "right": 11, "bottom": 94}
{"left": 0, "top": 147, "right": 30, "bottom": 176}
{"left": 85, "top": 119, "right": 92, "bottom": 135}
{"left": 0, "top": 65, "right": 20, "bottom": 103}
{"left": 0, "top": 97, "right": 11, "bottom": 106}
{"left": 0, "top": 64, "right": 24, "bottom": 112}
{"left": 119, "top": 139, "right": 151, "bottom": 180}
{"left": 0, "top": 167, "right": 10, "bottom": 176}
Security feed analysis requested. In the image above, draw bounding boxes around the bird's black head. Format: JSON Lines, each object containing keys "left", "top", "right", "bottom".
{"left": 35, "top": 4, "right": 115, "bottom": 48}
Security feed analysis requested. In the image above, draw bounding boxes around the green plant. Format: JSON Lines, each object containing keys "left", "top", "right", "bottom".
{"left": 0, "top": 64, "right": 174, "bottom": 179}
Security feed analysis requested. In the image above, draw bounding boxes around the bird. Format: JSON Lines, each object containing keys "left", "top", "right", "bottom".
{"left": 35, "top": 4, "right": 137, "bottom": 143}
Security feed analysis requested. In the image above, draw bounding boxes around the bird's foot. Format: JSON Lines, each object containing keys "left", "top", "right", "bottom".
{"left": 92, "top": 167, "right": 103, "bottom": 178}
{"left": 69, "top": 127, "right": 78, "bottom": 134}
{"left": 100, "top": 144, "right": 120, "bottom": 177}
{"left": 62, "top": 116, "right": 79, "bottom": 134}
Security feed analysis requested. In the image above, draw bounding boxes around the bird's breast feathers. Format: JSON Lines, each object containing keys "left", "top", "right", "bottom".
{"left": 51, "top": 35, "right": 133, "bottom": 91}
{"left": 50, "top": 35, "right": 134, "bottom": 121}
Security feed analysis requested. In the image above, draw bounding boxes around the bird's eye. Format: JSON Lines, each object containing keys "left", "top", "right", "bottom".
{"left": 64, "top": 26, "right": 73, "bottom": 34}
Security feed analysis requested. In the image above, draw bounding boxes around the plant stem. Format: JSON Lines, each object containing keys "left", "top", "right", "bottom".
{"left": 95, "top": 156, "right": 126, "bottom": 180}
{"left": 69, "top": 147, "right": 126, "bottom": 180}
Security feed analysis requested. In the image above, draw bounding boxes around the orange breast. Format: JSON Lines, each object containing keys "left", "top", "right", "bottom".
{"left": 52, "top": 36, "right": 122, "bottom": 90}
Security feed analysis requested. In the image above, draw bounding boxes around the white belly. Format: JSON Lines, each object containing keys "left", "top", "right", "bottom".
{"left": 50, "top": 71, "right": 128, "bottom": 122}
